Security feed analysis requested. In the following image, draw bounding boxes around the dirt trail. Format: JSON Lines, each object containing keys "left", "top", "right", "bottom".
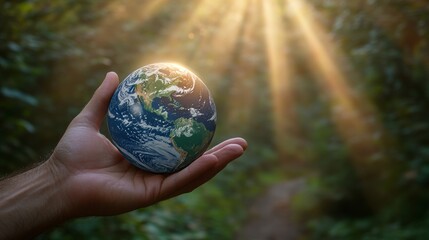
{"left": 236, "top": 178, "right": 306, "bottom": 240}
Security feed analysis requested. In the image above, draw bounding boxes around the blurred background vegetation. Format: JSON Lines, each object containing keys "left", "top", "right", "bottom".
{"left": 1, "top": 0, "right": 429, "bottom": 239}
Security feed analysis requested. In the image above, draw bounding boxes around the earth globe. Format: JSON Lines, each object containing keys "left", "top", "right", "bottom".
{"left": 107, "top": 63, "right": 216, "bottom": 173}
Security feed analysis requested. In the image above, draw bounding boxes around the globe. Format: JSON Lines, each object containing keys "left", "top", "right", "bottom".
{"left": 107, "top": 63, "right": 216, "bottom": 173}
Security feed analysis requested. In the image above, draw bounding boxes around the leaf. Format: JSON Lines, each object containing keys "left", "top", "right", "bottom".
{"left": 1, "top": 87, "right": 39, "bottom": 106}
{"left": 7, "top": 42, "right": 21, "bottom": 52}
{"left": 17, "top": 119, "right": 36, "bottom": 133}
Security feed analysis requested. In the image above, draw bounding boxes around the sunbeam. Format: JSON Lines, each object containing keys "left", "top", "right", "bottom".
{"left": 223, "top": 0, "right": 259, "bottom": 133}
{"left": 88, "top": 0, "right": 168, "bottom": 51}
{"left": 286, "top": 0, "right": 393, "bottom": 207}
{"left": 133, "top": 0, "right": 223, "bottom": 66}
{"left": 202, "top": 0, "right": 248, "bottom": 75}
{"left": 263, "top": 0, "right": 297, "bottom": 157}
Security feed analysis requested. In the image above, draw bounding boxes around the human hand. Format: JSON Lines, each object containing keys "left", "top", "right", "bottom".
{"left": 48, "top": 72, "right": 247, "bottom": 218}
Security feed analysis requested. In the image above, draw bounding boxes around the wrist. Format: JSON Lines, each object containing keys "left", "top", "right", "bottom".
{"left": 44, "top": 157, "right": 75, "bottom": 219}
{"left": 0, "top": 160, "right": 71, "bottom": 239}
{"left": 45, "top": 155, "right": 100, "bottom": 218}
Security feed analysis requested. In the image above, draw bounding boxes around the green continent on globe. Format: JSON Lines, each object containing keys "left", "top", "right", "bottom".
{"left": 135, "top": 71, "right": 191, "bottom": 119}
{"left": 170, "top": 117, "right": 213, "bottom": 166}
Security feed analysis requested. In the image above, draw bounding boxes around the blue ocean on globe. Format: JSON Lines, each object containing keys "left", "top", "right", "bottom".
{"left": 107, "top": 63, "right": 216, "bottom": 173}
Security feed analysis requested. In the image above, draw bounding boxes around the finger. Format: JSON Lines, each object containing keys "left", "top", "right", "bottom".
{"left": 75, "top": 72, "right": 119, "bottom": 129}
{"left": 159, "top": 154, "right": 218, "bottom": 200}
{"left": 209, "top": 143, "right": 245, "bottom": 164}
{"left": 177, "top": 144, "right": 245, "bottom": 194}
{"left": 205, "top": 137, "right": 248, "bottom": 155}
{"left": 162, "top": 140, "right": 246, "bottom": 195}
{"left": 159, "top": 143, "right": 245, "bottom": 200}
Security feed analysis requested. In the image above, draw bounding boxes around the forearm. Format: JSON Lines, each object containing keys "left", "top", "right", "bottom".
{"left": 0, "top": 161, "right": 69, "bottom": 239}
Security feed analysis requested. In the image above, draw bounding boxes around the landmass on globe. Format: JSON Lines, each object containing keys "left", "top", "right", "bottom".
{"left": 107, "top": 63, "right": 216, "bottom": 173}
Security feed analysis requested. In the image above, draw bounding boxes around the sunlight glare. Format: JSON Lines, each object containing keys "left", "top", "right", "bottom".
{"left": 224, "top": 0, "right": 259, "bottom": 132}
{"left": 263, "top": 0, "right": 296, "bottom": 154}
{"left": 204, "top": 0, "right": 248, "bottom": 73}
{"left": 77, "top": 0, "right": 169, "bottom": 57}
{"left": 133, "top": 0, "right": 220, "bottom": 66}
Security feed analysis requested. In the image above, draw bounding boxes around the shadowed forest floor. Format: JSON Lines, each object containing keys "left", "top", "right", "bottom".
{"left": 236, "top": 179, "right": 306, "bottom": 240}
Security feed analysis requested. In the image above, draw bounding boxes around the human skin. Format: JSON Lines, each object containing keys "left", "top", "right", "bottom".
{"left": 0, "top": 72, "right": 247, "bottom": 239}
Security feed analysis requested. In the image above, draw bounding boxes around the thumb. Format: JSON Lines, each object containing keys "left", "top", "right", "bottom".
{"left": 75, "top": 72, "right": 119, "bottom": 129}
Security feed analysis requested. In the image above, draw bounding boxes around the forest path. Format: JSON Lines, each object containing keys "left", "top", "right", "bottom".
{"left": 235, "top": 178, "right": 306, "bottom": 240}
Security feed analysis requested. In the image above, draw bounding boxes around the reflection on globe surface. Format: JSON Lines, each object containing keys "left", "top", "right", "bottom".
{"left": 107, "top": 63, "right": 216, "bottom": 173}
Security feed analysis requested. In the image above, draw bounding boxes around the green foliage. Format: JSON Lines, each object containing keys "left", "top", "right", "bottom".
{"left": 0, "top": 0, "right": 106, "bottom": 173}
{"left": 2, "top": 0, "right": 429, "bottom": 239}
{"left": 308, "top": 216, "right": 429, "bottom": 240}
{"left": 289, "top": 0, "right": 429, "bottom": 238}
